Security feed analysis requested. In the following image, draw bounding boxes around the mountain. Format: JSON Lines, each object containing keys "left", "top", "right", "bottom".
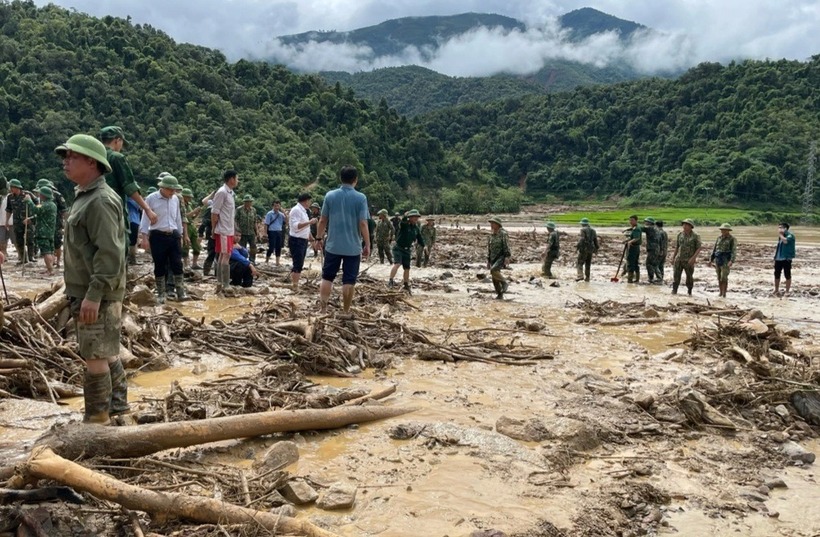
{"left": 558, "top": 7, "right": 646, "bottom": 42}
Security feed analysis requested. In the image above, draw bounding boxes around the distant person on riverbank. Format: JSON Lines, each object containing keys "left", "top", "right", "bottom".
{"left": 575, "top": 218, "right": 598, "bottom": 282}
{"left": 542, "top": 221, "right": 559, "bottom": 279}
{"left": 656, "top": 220, "right": 668, "bottom": 283}
{"left": 416, "top": 217, "right": 437, "bottom": 267}
{"left": 671, "top": 219, "right": 703, "bottom": 295}
{"left": 23, "top": 186, "right": 57, "bottom": 275}
{"left": 375, "top": 209, "right": 394, "bottom": 264}
{"left": 389, "top": 209, "right": 424, "bottom": 294}
{"left": 624, "top": 215, "right": 642, "bottom": 283}
{"left": 709, "top": 223, "right": 737, "bottom": 298}
{"left": 56, "top": 134, "right": 126, "bottom": 425}
{"left": 643, "top": 217, "right": 661, "bottom": 284}
{"left": 487, "top": 216, "right": 511, "bottom": 299}
{"left": 774, "top": 222, "right": 795, "bottom": 296}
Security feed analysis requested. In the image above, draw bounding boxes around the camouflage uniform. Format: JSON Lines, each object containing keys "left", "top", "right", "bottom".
{"left": 181, "top": 199, "right": 202, "bottom": 259}
{"left": 626, "top": 224, "right": 642, "bottom": 282}
{"left": 575, "top": 225, "right": 598, "bottom": 281}
{"left": 672, "top": 230, "right": 702, "bottom": 294}
{"left": 416, "top": 222, "right": 437, "bottom": 267}
{"left": 643, "top": 223, "right": 660, "bottom": 283}
{"left": 656, "top": 226, "right": 669, "bottom": 281}
{"left": 27, "top": 197, "right": 57, "bottom": 254}
{"left": 543, "top": 228, "right": 559, "bottom": 279}
{"left": 52, "top": 189, "right": 68, "bottom": 252}
{"left": 375, "top": 217, "right": 394, "bottom": 264}
{"left": 235, "top": 204, "right": 258, "bottom": 259}
{"left": 711, "top": 233, "right": 737, "bottom": 284}
{"left": 6, "top": 191, "right": 36, "bottom": 262}
{"left": 487, "top": 221, "right": 511, "bottom": 298}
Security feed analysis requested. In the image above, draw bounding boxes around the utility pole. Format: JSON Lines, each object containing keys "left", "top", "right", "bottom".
{"left": 803, "top": 141, "right": 816, "bottom": 224}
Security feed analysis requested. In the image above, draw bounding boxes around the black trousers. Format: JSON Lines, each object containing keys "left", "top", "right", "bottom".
{"left": 149, "top": 231, "right": 183, "bottom": 277}
{"left": 230, "top": 261, "right": 254, "bottom": 287}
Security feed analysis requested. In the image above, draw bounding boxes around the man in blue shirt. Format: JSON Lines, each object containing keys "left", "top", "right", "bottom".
{"left": 126, "top": 197, "right": 142, "bottom": 265}
{"left": 230, "top": 235, "right": 259, "bottom": 289}
{"left": 774, "top": 222, "right": 796, "bottom": 296}
{"left": 264, "top": 200, "right": 286, "bottom": 265}
{"left": 316, "top": 165, "right": 370, "bottom": 314}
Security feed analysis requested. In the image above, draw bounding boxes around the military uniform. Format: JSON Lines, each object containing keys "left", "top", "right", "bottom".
{"left": 416, "top": 221, "right": 437, "bottom": 267}
{"left": 375, "top": 214, "right": 394, "bottom": 264}
{"left": 643, "top": 219, "right": 660, "bottom": 283}
{"left": 6, "top": 189, "right": 36, "bottom": 263}
{"left": 711, "top": 224, "right": 737, "bottom": 297}
{"left": 392, "top": 216, "right": 424, "bottom": 269}
{"left": 181, "top": 197, "right": 202, "bottom": 261}
{"left": 487, "top": 217, "right": 511, "bottom": 298}
{"left": 626, "top": 223, "right": 642, "bottom": 282}
{"left": 575, "top": 220, "right": 598, "bottom": 281}
{"left": 672, "top": 225, "right": 702, "bottom": 295}
{"left": 28, "top": 195, "right": 57, "bottom": 255}
{"left": 656, "top": 225, "right": 669, "bottom": 282}
{"left": 235, "top": 202, "right": 258, "bottom": 259}
{"left": 543, "top": 223, "right": 559, "bottom": 279}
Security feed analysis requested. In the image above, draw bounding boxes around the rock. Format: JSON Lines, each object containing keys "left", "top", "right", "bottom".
{"left": 549, "top": 281, "right": 560, "bottom": 288}
{"left": 128, "top": 285, "right": 156, "bottom": 307}
{"left": 740, "top": 490, "right": 768, "bottom": 502}
{"left": 476, "top": 273, "right": 487, "bottom": 280}
{"left": 280, "top": 480, "right": 318, "bottom": 505}
{"left": 643, "top": 308, "right": 660, "bottom": 318}
{"left": 769, "top": 431, "right": 789, "bottom": 443}
{"left": 652, "top": 403, "right": 687, "bottom": 424}
{"left": 548, "top": 417, "right": 600, "bottom": 451}
{"left": 790, "top": 391, "right": 820, "bottom": 426}
{"left": 496, "top": 416, "right": 551, "bottom": 442}
{"left": 651, "top": 349, "right": 684, "bottom": 361}
{"left": 470, "top": 531, "right": 507, "bottom": 537}
{"left": 632, "top": 393, "right": 655, "bottom": 411}
{"left": 440, "top": 272, "right": 454, "bottom": 280}
{"left": 270, "top": 504, "right": 296, "bottom": 517}
{"left": 742, "top": 309, "right": 765, "bottom": 321}
{"left": 715, "top": 361, "right": 736, "bottom": 377}
{"left": 773, "top": 405, "right": 790, "bottom": 420}
{"left": 134, "top": 410, "right": 163, "bottom": 424}
{"left": 764, "top": 478, "right": 787, "bottom": 489}
{"left": 757, "top": 485, "right": 770, "bottom": 496}
{"left": 783, "top": 327, "right": 800, "bottom": 338}
{"left": 316, "top": 482, "right": 357, "bottom": 510}
{"left": 255, "top": 441, "right": 299, "bottom": 471}
{"left": 781, "top": 441, "right": 815, "bottom": 464}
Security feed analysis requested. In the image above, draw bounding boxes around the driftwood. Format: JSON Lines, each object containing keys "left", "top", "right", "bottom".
{"left": 36, "top": 404, "right": 417, "bottom": 460}
{"left": 4, "top": 283, "right": 68, "bottom": 326}
{"left": 22, "top": 446, "right": 339, "bottom": 537}
{"left": 599, "top": 317, "right": 665, "bottom": 327}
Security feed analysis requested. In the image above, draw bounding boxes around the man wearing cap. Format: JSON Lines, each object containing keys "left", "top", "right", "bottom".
{"left": 709, "top": 223, "right": 736, "bottom": 298}
{"left": 671, "top": 219, "right": 703, "bottom": 295}
{"left": 316, "top": 165, "right": 370, "bottom": 312}
{"left": 5, "top": 179, "right": 36, "bottom": 264}
{"left": 391, "top": 212, "right": 401, "bottom": 236}
{"left": 487, "top": 216, "right": 511, "bottom": 299}
{"left": 643, "top": 217, "right": 660, "bottom": 284}
{"left": 56, "top": 133, "right": 127, "bottom": 425}
{"left": 36, "top": 178, "right": 68, "bottom": 268}
{"left": 211, "top": 170, "right": 239, "bottom": 293}
{"left": 656, "top": 220, "right": 668, "bottom": 283}
{"left": 542, "top": 221, "right": 559, "bottom": 279}
{"left": 140, "top": 175, "right": 187, "bottom": 303}
{"left": 416, "top": 217, "right": 437, "bottom": 268}
{"left": 23, "top": 186, "right": 58, "bottom": 275}
{"left": 98, "top": 126, "right": 157, "bottom": 233}
{"left": 389, "top": 210, "right": 424, "bottom": 293}
{"left": 263, "top": 200, "right": 286, "bottom": 265}
{"left": 375, "top": 209, "right": 394, "bottom": 264}
{"left": 624, "top": 215, "right": 642, "bottom": 283}
{"left": 236, "top": 194, "right": 258, "bottom": 261}
{"left": 309, "top": 202, "right": 322, "bottom": 257}
{"left": 575, "top": 218, "right": 599, "bottom": 282}
{"left": 288, "top": 192, "right": 317, "bottom": 292}
{"left": 773, "top": 222, "right": 796, "bottom": 296}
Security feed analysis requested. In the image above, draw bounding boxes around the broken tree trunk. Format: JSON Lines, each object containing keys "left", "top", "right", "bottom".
{"left": 38, "top": 405, "right": 416, "bottom": 460}
{"left": 5, "top": 283, "right": 68, "bottom": 326}
{"left": 22, "top": 446, "right": 340, "bottom": 537}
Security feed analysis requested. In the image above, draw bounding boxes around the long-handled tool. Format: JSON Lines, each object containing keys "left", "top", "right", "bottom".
{"left": 611, "top": 243, "right": 628, "bottom": 282}
{"left": 0, "top": 262, "right": 9, "bottom": 304}
{"left": 22, "top": 202, "right": 29, "bottom": 275}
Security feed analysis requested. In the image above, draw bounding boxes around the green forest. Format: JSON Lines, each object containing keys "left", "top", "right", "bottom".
{"left": 0, "top": 1, "right": 818, "bottom": 216}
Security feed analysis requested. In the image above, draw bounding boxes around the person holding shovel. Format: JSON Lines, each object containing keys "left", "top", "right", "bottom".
{"left": 624, "top": 215, "right": 642, "bottom": 283}
{"left": 575, "top": 218, "right": 598, "bottom": 282}
{"left": 542, "top": 221, "right": 559, "bottom": 279}
{"left": 709, "top": 223, "right": 736, "bottom": 298}
{"left": 487, "top": 216, "right": 511, "bottom": 299}
{"left": 671, "top": 219, "right": 703, "bottom": 295}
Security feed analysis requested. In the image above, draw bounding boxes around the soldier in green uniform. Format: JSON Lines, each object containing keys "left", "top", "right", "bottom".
{"left": 624, "top": 215, "right": 642, "bottom": 283}
{"left": 671, "top": 219, "right": 703, "bottom": 295}
{"left": 656, "top": 220, "right": 668, "bottom": 283}
{"left": 24, "top": 186, "right": 58, "bottom": 275}
{"left": 416, "top": 217, "right": 437, "bottom": 267}
{"left": 487, "top": 216, "right": 511, "bottom": 299}
{"left": 709, "top": 223, "right": 737, "bottom": 298}
{"left": 181, "top": 188, "right": 203, "bottom": 269}
{"left": 643, "top": 217, "right": 660, "bottom": 284}
{"left": 375, "top": 209, "right": 394, "bottom": 264}
{"left": 235, "top": 194, "right": 258, "bottom": 261}
{"left": 56, "top": 133, "right": 127, "bottom": 425}
{"left": 542, "top": 221, "right": 559, "bottom": 279}
{"left": 5, "top": 179, "right": 36, "bottom": 263}
{"left": 388, "top": 209, "right": 424, "bottom": 293}
{"left": 575, "top": 218, "right": 598, "bottom": 282}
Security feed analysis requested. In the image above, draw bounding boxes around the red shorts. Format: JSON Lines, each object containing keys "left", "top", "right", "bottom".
{"left": 214, "top": 234, "right": 234, "bottom": 254}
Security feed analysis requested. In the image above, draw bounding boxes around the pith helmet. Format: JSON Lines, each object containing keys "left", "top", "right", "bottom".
{"left": 181, "top": 188, "right": 194, "bottom": 197}
{"left": 157, "top": 175, "right": 180, "bottom": 189}
{"left": 36, "top": 178, "right": 50, "bottom": 188}
{"left": 719, "top": 223, "right": 732, "bottom": 230}
{"left": 98, "top": 126, "right": 128, "bottom": 144}
{"left": 488, "top": 216, "right": 502, "bottom": 226}
{"left": 8, "top": 179, "right": 23, "bottom": 189}
{"left": 310, "top": 202, "right": 320, "bottom": 209}
{"left": 545, "top": 221, "right": 556, "bottom": 230}
{"left": 644, "top": 217, "right": 655, "bottom": 224}
{"left": 579, "top": 217, "right": 590, "bottom": 226}
{"left": 243, "top": 194, "right": 254, "bottom": 202}
{"left": 55, "top": 134, "right": 112, "bottom": 173}
{"left": 426, "top": 216, "right": 435, "bottom": 221}
{"left": 38, "top": 186, "right": 53, "bottom": 199}
{"left": 406, "top": 209, "right": 421, "bottom": 217}
{"left": 682, "top": 218, "right": 695, "bottom": 227}
{"left": 146, "top": 186, "right": 158, "bottom": 194}
{"left": 377, "top": 209, "right": 388, "bottom": 216}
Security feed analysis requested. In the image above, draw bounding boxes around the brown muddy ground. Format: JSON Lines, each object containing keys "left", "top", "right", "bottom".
{"left": 1, "top": 224, "right": 819, "bottom": 537}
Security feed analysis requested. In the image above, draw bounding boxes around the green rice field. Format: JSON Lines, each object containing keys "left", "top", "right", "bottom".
{"left": 547, "top": 207, "right": 806, "bottom": 227}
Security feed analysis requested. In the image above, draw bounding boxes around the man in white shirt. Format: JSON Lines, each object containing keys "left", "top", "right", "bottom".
{"left": 288, "top": 193, "right": 317, "bottom": 292}
{"left": 0, "top": 191, "right": 9, "bottom": 258}
{"left": 139, "top": 174, "right": 186, "bottom": 303}
{"left": 210, "top": 170, "right": 239, "bottom": 294}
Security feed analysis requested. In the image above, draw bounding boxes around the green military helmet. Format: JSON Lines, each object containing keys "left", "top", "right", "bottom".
{"left": 157, "top": 171, "right": 171, "bottom": 179}
{"left": 426, "top": 216, "right": 435, "bottom": 221}
{"left": 682, "top": 218, "right": 695, "bottom": 227}
{"left": 8, "top": 179, "right": 23, "bottom": 189}
{"left": 718, "top": 223, "right": 732, "bottom": 230}
{"left": 406, "top": 209, "right": 421, "bottom": 217}
{"left": 36, "top": 178, "right": 50, "bottom": 188}
{"left": 157, "top": 175, "right": 180, "bottom": 189}
{"left": 377, "top": 208, "right": 388, "bottom": 216}
{"left": 545, "top": 221, "right": 556, "bottom": 230}
{"left": 579, "top": 217, "right": 590, "bottom": 226}
{"left": 644, "top": 217, "right": 655, "bottom": 224}
{"left": 55, "top": 134, "right": 112, "bottom": 173}
{"left": 98, "top": 125, "right": 128, "bottom": 145}
{"left": 38, "top": 186, "right": 53, "bottom": 199}
{"left": 488, "top": 216, "right": 502, "bottom": 226}
{"left": 310, "top": 202, "right": 320, "bottom": 209}
{"left": 181, "top": 188, "right": 194, "bottom": 197}
{"left": 242, "top": 194, "right": 254, "bottom": 202}
{"left": 147, "top": 186, "right": 158, "bottom": 194}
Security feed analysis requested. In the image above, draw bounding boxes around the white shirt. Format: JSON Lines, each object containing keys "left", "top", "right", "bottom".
{"left": 1, "top": 195, "right": 10, "bottom": 225}
{"left": 139, "top": 191, "right": 183, "bottom": 235}
{"left": 211, "top": 184, "right": 235, "bottom": 236}
{"left": 288, "top": 202, "right": 311, "bottom": 239}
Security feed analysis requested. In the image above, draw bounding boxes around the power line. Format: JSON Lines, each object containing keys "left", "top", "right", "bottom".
{"left": 803, "top": 140, "right": 816, "bottom": 224}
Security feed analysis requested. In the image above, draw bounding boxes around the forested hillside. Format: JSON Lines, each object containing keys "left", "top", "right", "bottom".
{"left": 0, "top": 1, "right": 522, "bottom": 213}
{"left": 421, "top": 58, "right": 820, "bottom": 206}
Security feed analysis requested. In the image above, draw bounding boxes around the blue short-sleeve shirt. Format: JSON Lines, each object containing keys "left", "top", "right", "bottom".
{"left": 321, "top": 185, "right": 369, "bottom": 256}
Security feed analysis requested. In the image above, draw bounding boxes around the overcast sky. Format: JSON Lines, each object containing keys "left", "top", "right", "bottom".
{"left": 34, "top": 0, "right": 820, "bottom": 76}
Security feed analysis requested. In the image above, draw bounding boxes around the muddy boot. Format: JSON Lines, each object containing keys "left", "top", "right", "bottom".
{"left": 493, "top": 280, "right": 503, "bottom": 299}
{"left": 501, "top": 280, "right": 509, "bottom": 295}
{"left": 83, "top": 370, "right": 112, "bottom": 425}
{"left": 634, "top": 271, "right": 640, "bottom": 284}
{"left": 388, "top": 279, "right": 396, "bottom": 288}
{"left": 672, "top": 283, "right": 678, "bottom": 295}
{"left": 627, "top": 271, "right": 634, "bottom": 283}
{"left": 687, "top": 285, "right": 693, "bottom": 296}
{"left": 174, "top": 274, "right": 188, "bottom": 301}
{"left": 403, "top": 282, "right": 412, "bottom": 295}
{"left": 127, "top": 245, "right": 138, "bottom": 265}
{"left": 156, "top": 275, "right": 166, "bottom": 305}
{"left": 203, "top": 259, "right": 213, "bottom": 276}
{"left": 108, "top": 359, "right": 130, "bottom": 417}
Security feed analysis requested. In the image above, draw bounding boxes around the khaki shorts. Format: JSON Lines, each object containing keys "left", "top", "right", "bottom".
{"left": 70, "top": 298, "right": 122, "bottom": 359}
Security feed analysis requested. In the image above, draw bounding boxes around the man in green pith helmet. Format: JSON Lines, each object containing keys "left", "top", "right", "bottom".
{"left": 643, "top": 217, "right": 660, "bottom": 284}
{"left": 56, "top": 133, "right": 127, "bottom": 425}
{"left": 375, "top": 208, "right": 394, "bottom": 264}
{"left": 389, "top": 209, "right": 424, "bottom": 293}
{"left": 709, "top": 223, "right": 737, "bottom": 298}
{"left": 542, "top": 221, "right": 559, "bottom": 279}
{"left": 24, "top": 186, "right": 58, "bottom": 275}
{"left": 235, "top": 194, "right": 258, "bottom": 261}
{"left": 624, "top": 215, "right": 642, "bottom": 283}
{"left": 181, "top": 188, "right": 203, "bottom": 269}
{"left": 655, "top": 220, "right": 668, "bottom": 283}
{"left": 575, "top": 218, "right": 598, "bottom": 282}
{"left": 5, "top": 179, "right": 36, "bottom": 263}
{"left": 416, "top": 216, "right": 437, "bottom": 267}
{"left": 487, "top": 216, "right": 511, "bottom": 299}
{"left": 671, "top": 219, "right": 703, "bottom": 296}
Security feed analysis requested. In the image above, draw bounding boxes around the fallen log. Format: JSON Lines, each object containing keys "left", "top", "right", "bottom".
{"left": 5, "top": 284, "right": 68, "bottom": 326}
{"left": 37, "top": 405, "right": 416, "bottom": 460}
{"left": 599, "top": 317, "right": 665, "bottom": 327}
{"left": 21, "top": 446, "right": 340, "bottom": 537}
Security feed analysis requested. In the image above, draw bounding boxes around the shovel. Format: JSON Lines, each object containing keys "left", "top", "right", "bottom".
{"left": 611, "top": 243, "right": 628, "bottom": 282}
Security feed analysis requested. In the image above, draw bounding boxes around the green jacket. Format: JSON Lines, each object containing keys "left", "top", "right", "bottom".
{"left": 375, "top": 218, "right": 393, "bottom": 243}
{"left": 674, "top": 231, "right": 702, "bottom": 263}
{"left": 64, "top": 176, "right": 126, "bottom": 302}
{"left": 628, "top": 225, "right": 642, "bottom": 248}
{"left": 28, "top": 199, "right": 57, "bottom": 239}
{"left": 235, "top": 205, "right": 257, "bottom": 235}
{"left": 644, "top": 225, "right": 660, "bottom": 253}
{"left": 420, "top": 224, "right": 437, "bottom": 247}
{"left": 546, "top": 230, "right": 559, "bottom": 254}
{"left": 394, "top": 217, "right": 424, "bottom": 249}
{"left": 104, "top": 147, "right": 140, "bottom": 222}
{"left": 576, "top": 226, "right": 598, "bottom": 254}
{"left": 6, "top": 192, "right": 29, "bottom": 223}
{"left": 712, "top": 235, "right": 737, "bottom": 264}
{"left": 487, "top": 229, "right": 511, "bottom": 264}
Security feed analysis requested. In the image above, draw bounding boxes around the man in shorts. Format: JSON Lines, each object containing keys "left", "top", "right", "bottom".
{"left": 56, "top": 133, "right": 127, "bottom": 425}
{"left": 211, "top": 170, "right": 239, "bottom": 294}
{"left": 316, "top": 166, "right": 370, "bottom": 313}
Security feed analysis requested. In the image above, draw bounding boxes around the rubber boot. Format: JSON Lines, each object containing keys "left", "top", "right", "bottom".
{"left": 687, "top": 285, "right": 693, "bottom": 296}
{"left": 174, "top": 274, "right": 188, "bottom": 301}
{"left": 627, "top": 271, "right": 634, "bottom": 283}
{"left": 493, "top": 280, "right": 503, "bottom": 299}
{"left": 156, "top": 275, "right": 166, "bottom": 304}
{"left": 634, "top": 271, "right": 640, "bottom": 284}
{"left": 403, "top": 282, "right": 412, "bottom": 295}
{"left": 672, "top": 283, "right": 679, "bottom": 295}
{"left": 501, "top": 279, "right": 509, "bottom": 295}
{"left": 83, "top": 370, "right": 112, "bottom": 425}
{"left": 108, "top": 358, "right": 130, "bottom": 416}
{"left": 127, "top": 245, "right": 138, "bottom": 265}
{"left": 203, "top": 259, "right": 213, "bottom": 276}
